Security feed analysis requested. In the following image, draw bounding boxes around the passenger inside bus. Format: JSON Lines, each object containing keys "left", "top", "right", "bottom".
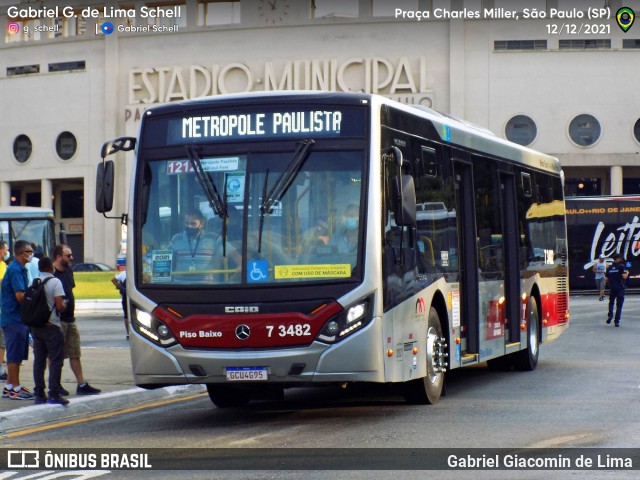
{"left": 330, "top": 204, "right": 359, "bottom": 254}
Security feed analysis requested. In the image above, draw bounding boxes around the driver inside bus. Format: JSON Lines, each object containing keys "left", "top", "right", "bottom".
{"left": 170, "top": 210, "right": 241, "bottom": 284}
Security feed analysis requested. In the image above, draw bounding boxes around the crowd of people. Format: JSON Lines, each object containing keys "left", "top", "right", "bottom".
{"left": 0, "top": 241, "right": 101, "bottom": 404}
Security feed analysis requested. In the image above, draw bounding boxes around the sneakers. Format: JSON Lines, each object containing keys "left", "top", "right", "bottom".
{"left": 615, "top": 323, "right": 620, "bottom": 328}
{"left": 76, "top": 383, "right": 101, "bottom": 395}
{"left": 58, "top": 386, "right": 70, "bottom": 396}
{"left": 599, "top": 296, "right": 605, "bottom": 301}
{"left": 0, "top": 372, "right": 6, "bottom": 381}
{"left": 606, "top": 317, "right": 612, "bottom": 325}
{"left": 34, "top": 395, "right": 48, "bottom": 405}
{"left": 9, "top": 387, "right": 35, "bottom": 400}
{"left": 47, "top": 394, "right": 70, "bottom": 406}
{"left": 2, "top": 387, "right": 12, "bottom": 398}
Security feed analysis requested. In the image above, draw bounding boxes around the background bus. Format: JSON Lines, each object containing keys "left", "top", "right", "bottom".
{"left": 0, "top": 206, "right": 57, "bottom": 261}
{"left": 96, "top": 92, "right": 569, "bottom": 408}
{"left": 566, "top": 195, "right": 640, "bottom": 291}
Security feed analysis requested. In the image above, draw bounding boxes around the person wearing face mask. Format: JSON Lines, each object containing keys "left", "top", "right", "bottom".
{"left": 331, "top": 204, "right": 360, "bottom": 254}
{"left": 170, "top": 210, "right": 241, "bottom": 284}
{"left": 0, "top": 241, "right": 9, "bottom": 381}
{"left": 0, "top": 240, "right": 35, "bottom": 400}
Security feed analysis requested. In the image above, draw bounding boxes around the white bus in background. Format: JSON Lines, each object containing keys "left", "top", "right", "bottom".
{"left": 0, "top": 207, "right": 57, "bottom": 260}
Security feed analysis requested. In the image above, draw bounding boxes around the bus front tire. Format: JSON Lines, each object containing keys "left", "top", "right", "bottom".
{"left": 206, "top": 384, "right": 253, "bottom": 408}
{"left": 403, "top": 307, "right": 446, "bottom": 405}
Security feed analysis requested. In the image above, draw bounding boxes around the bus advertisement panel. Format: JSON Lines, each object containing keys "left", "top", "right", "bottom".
{"left": 566, "top": 196, "right": 640, "bottom": 291}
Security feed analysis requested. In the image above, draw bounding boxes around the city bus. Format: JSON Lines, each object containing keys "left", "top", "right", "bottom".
{"left": 566, "top": 195, "right": 640, "bottom": 291}
{"left": 0, "top": 206, "right": 57, "bottom": 260}
{"left": 96, "top": 92, "right": 569, "bottom": 407}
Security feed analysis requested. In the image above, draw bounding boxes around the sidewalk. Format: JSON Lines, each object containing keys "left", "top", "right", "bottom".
{"left": 0, "top": 304, "right": 205, "bottom": 435}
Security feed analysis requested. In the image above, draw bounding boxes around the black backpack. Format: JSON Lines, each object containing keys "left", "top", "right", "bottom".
{"left": 21, "top": 277, "right": 55, "bottom": 327}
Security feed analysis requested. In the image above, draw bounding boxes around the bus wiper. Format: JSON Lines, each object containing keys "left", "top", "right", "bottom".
{"left": 185, "top": 145, "right": 228, "bottom": 256}
{"left": 258, "top": 139, "right": 315, "bottom": 253}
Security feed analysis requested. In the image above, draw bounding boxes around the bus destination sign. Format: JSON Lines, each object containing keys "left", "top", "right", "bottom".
{"left": 182, "top": 110, "right": 343, "bottom": 140}
{"left": 147, "top": 106, "right": 366, "bottom": 147}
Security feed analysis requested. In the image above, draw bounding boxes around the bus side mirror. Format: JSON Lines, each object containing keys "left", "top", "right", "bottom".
{"left": 96, "top": 161, "right": 115, "bottom": 213}
{"left": 392, "top": 175, "right": 417, "bottom": 226}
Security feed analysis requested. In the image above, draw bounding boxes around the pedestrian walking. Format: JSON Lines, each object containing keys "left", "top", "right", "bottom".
{"left": 0, "top": 240, "right": 35, "bottom": 400}
{"left": 592, "top": 254, "right": 607, "bottom": 301}
{"left": 53, "top": 244, "right": 101, "bottom": 395}
{"left": 606, "top": 253, "right": 629, "bottom": 327}
{"left": 31, "top": 257, "right": 68, "bottom": 405}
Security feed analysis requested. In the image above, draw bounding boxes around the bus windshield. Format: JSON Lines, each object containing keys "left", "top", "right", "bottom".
{"left": 0, "top": 218, "right": 55, "bottom": 258}
{"left": 139, "top": 147, "right": 364, "bottom": 286}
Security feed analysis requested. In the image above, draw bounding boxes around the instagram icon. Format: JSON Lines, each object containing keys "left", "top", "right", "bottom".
{"left": 7, "top": 22, "right": 20, "bottom": 35}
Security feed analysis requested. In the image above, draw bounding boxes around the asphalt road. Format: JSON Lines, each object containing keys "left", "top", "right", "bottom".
{"left": 3, "top": 295, "right": 640, "bottom": 479}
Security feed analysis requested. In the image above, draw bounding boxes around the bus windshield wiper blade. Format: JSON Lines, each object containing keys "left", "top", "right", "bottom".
{"left": 185, "top": 145, "right": 228, "bottom": 256}
{"left": 258, "top": 139, "right": 315, "bottom": 253}
{"left": 260, "top": 139, "right": 315, "bottom": 216}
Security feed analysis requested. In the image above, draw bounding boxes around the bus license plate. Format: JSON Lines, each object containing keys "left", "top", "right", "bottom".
{"left": 226, "top": 367, "right": 268, "bottom": 381}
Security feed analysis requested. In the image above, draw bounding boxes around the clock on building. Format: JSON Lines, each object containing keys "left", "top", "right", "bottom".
{"left": 257, "top": 0, "right": 291, "bottom": 25}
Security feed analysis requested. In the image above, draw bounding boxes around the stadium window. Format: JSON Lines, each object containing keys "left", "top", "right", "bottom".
{"left": 568, "top": 114, "right": 601, "bottom": 147}
{"left": 505, "top": 115, "right": 537, "bottom": 146}
{"left": 13, "top": 135, "right": 33, "bottom": 163}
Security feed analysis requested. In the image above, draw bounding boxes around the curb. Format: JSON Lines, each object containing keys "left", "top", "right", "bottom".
{"left": 0, "top": 384, "right": 206, "bottom": 435}
{"left": 75, "top": 299, "right": 122, "bottom": 313}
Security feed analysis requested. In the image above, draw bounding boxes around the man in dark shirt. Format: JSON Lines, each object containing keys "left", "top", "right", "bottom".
{"left": 53, "top": 244, "right": 101, "bottom": 395}
{"left": 605, "top": 253, "right": 629, "bottom": 327}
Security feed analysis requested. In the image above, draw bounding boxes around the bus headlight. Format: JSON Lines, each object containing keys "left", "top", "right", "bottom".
{"left": 132, "top": 307, "right": 178, "bottom": 347}
{"left": 318, "top": 294, "right": 374, "bottom": 344}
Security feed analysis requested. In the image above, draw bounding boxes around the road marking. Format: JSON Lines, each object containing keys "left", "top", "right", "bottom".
{"left": 6, "top": 393, "right": 207, "bottom": 438}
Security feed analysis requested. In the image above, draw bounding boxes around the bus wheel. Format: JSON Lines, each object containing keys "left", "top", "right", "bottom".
{"left": 513, "top": 297, "right": 540, "bottom": 371}
{"left": 206, "top": 384, "right": 253, "bottom": 408}
{"left": 403, "top": 307, "right": 447, "bottom": 405}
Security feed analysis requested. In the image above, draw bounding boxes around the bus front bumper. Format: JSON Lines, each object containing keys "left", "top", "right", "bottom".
{"left": 129, "top": 318, "right": 385, "bottom": 388}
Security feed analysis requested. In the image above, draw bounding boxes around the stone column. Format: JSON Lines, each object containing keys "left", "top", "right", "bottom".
{"left": 610, "top": 165, "right": 623, "bottom": 195}
{"left": 40, "top": 179, "right": 53, "bottom": 209}
{"left": 0, "top": 182, "right": 11, "bottom": 206}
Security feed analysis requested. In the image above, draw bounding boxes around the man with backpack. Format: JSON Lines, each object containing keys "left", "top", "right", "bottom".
{"left": 31, "top": 257, "right": 68, "bottom": 405}
{"left": 0, "top": 240, "right": 34, "bottom": 400}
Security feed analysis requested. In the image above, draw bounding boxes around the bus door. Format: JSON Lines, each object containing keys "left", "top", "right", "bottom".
{"left": 453, "top": 159, "right": 479, "bottom": 355}
{"left": 500, "top": 172, "right": 521, "bottom": 345}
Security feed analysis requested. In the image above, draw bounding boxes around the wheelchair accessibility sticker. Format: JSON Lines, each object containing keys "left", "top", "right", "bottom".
{"left": 247, "top": 260, "right": 269, "bottom": 282}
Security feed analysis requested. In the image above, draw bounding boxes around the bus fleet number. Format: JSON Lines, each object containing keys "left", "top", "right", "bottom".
{"left": 266, "top": 324, "right": 311, "bottom": 337}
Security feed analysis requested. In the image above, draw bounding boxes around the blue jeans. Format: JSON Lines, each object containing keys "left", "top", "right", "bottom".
{"left": 31, "top": 325, "right": 65, "bottom": 397}
{"left": 608, "top": 288, "right": 625, "bottom": 323}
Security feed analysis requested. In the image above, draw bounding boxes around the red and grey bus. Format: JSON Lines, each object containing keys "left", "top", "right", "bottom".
{"left": 96, "top": 92, "right": 569, "bottom": 407}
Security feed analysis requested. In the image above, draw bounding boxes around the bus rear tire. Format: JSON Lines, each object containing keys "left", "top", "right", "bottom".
{"left": 206, "top": 384, "right": 253, "bottom": 408}
{"left": 403, "top": 307, "right": 446, "bottom": 405}
{"left": 513, "top": 297, "right": 540, "bottom": 371}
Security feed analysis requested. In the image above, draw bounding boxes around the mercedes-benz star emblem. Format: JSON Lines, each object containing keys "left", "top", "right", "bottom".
{"left": 235, "top": 324, "right": 250, "bottom": 340}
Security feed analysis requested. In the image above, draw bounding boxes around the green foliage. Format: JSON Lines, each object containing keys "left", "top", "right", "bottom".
{"left": 73, "top": 271, "right": 120, "bottom": 300}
